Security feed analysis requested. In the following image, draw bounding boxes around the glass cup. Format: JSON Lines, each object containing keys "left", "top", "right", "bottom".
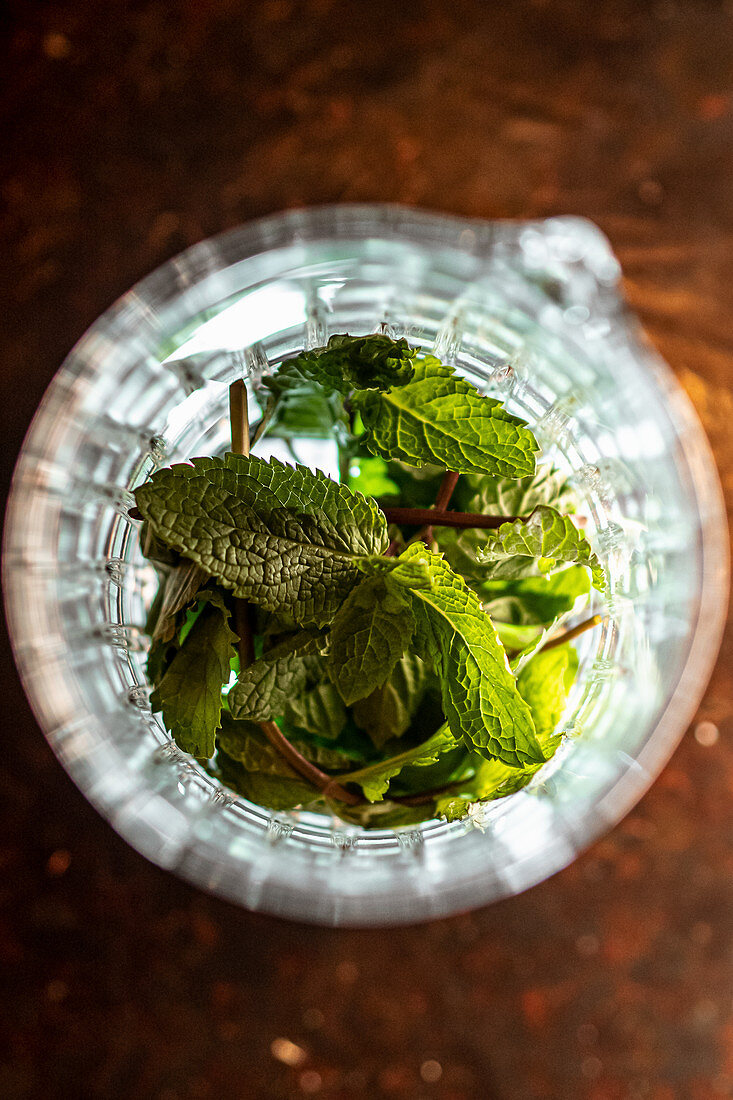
{"left": 4, "top": 206, "right": 728, "bottom": 925}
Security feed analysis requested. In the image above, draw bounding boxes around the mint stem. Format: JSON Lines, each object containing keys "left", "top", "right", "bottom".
{"left": 259, "top": 722, "right": 362, "bottom": 806}
{"left": 538, "top": 613, "right": 605, "bottom": 652}
{"left": 422, "top": 470, "right": 460, "bottom": 544}
{"left": 383, "top": 506, "right": 521, "bottom": 530}
{"left": 250, "top": 394, "right": 276, "bottom": 448}
{"left": 434, "top": 470, "right": 461, "bottom": 511}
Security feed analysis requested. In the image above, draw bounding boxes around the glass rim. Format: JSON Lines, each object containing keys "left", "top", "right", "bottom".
{"left": 4, "top": 204, "right": 729, "bottom": 923}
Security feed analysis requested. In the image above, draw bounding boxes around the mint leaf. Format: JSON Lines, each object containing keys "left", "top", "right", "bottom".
{"left": 284, "top": 680, "right": 347, "bottom": 740}
{"left": 390, "top": 742, "right": 471, "bottom": 797}
{"left": 217, "top": 752, "right": 318, "bottom": 810}
{"left": 482, "top": 568, "right": 591, "bottom": 669}
{"left": 460, "top": 465, "right": 577, "bottom": 517}
{"left": 435, "top": 759, "right": 537, "bottom": 822}
{"left": 140, "top": 520, "right": 178, "bottom": 567}
{"left": 218, "top": 714, "right": 354, "bottom": 773}
{"left": 217, "top": 715, "right": 298, "bottom": 777}
{"left": 149, "top": 560, "right": 208, "bottom": 644}
{"left": 436, "top": 642, "right": 579, "bottom": 822}
{"left": 384, "top": 460, "right": 446, "bottom": 509}
{"left": 262, "top": 380, "right": 347, "bottom": 440}
{"left": 482, "top": 566, "right": 591, "bottom": 627}
{"left": 356, "top": 356, "right": 539, "bottom": 478}
{"left": 228, "top": 632, "right": 325, "bottom": 722}
{"left": 476, "top": 506, "right": 605, "bottom": 590}
{"left": 147, "top": 589, "right": 220, "bottom": 686}
{"left": 400, "top": 543, "right": 543, "bottom": 768}
{"left": 150, "top": 589, "right": 237, "bottom": 758}
{"left": 265, "top": 333, "right": 417, "bottom": 397}
{"left": 508, "top": 612, "right": 577, "bottom": 674}
{"left": 352, "top": 652, "right": 432, "bottom": 747}
{"left": 282, "top": 715, "right": 377, "bottom": 765}
{"left": 342, "top": 724, "right": 457, "bottom": 801}
{"left": 348, "top": 455, "right": 401, "bottom": 497}
{"left": 134, "top": 454, "right": 391, "bottom": 628}
{"left": 438, "top": 465, "right": 578, "bottom": 582}
{"left": 327, "top": 576, "right": 416, "bottom": 705}
{"left": 517, "top": 643, "right": 579, "bottom": 737}
{"left": 146, "top": 634, "right": 178, "bottom": 687}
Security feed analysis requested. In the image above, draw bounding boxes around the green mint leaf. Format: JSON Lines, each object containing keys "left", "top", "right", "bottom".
{"left": 146, "top": 586, "right": 217, "bottom": 686}
{"left": 476, "top": 506, "right": 605, "bottom": 590}
{"left": 482, "top": 565, "right": 591, "bottom": 627}
{"left": 134, "top": 454, "right": 390, "bottom": 628}
{"left": 264, "top": 333, "right": 417, "bottom": 397}
{"left": 150, "top": 589, "right": 237, "bottom": 758}
{"left": 435, "top": 525, "right": 489, "bottom": 584}
{"left": 342, "top": 724, "right": 457, "bottom": 802}
{"left": 507, "top": 611, "right": 577, "bottom": 673}
{"left": 355, "top": 356, "right": 539, "bottom": 478}
{"left": 287, "top": 737, "right": 355, "bottom": 770}
{"left": 281, "top": 715, "right": 378, "bottom": 765}
{"left": 460, "top": 465, "right": 577, "bottom": 517}
{"left": 140, "top": 520, "right": 179, "bottom": 567}
{"left": 438, "top": 464, "right": 579, "bottom": 583}
{"left": 327, "top": 576, "right": 416, "bottom": 705}
{"left": 217, "top": 715, "right": 299, "bottom": 778}
{"left": 228, "top": 632, "right": 324, "bottom": 722}
{"left": 284, "top": 680, "right": 347, "bottom": 740}
{"left": 216, "top": 752, "right": 318, "bottom": 810}
{"left": 400, "top": 542, "right": 544, "bottom": 768}
{"left": 385, "top": 558, "right": 434, "bottom": 589}
{"left": 492, "top": 620, "right": 544, "bottom": 653}
{"left": 516, "top": 643, "right": 579, "bottom": 738}
{"left": 482, "top": 567, "right": 591, "bottom": 669}
{"left": 348, "top": 455, "right": 401, "bottom": 498}
{"left": 260, "top": 380, "right": 347, "bottom": 440}
{"left": 384, "top": 460, "right": 446, "bottom": 509}
{"left": 390, "top": 743, "right": 471, "bottom": 797}
{"left": 218, "top": 713, "right": 354, "bottom": 774}
{"left": 150, "top": 560, "right": 209, "bottom": 644}
{"left": 435, "top": 759, "right": 538, "bottom": 822}
{"left": 436, "top": 642, "right": 579, "bottom": 822}
{"left": 352, "top": 652, "right": 432, "bottom": 747}
{"left": 146, "top": 634, "right": 178, "bottom": 687}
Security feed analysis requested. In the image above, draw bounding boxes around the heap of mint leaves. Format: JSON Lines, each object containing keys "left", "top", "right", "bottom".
{"left": 135, "top": 334, "right": 604, "bottom": 828}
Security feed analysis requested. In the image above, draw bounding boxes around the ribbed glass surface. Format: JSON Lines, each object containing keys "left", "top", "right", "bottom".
{"left": 4, "top": 207, "right": 728, "bottom": 925}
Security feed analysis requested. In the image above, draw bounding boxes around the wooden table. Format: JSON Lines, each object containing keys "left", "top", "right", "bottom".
{"left": 1, "top": 2, "right": 731, "bottom": 1096}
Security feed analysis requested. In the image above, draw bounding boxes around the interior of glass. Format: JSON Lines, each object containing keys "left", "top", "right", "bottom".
{"left": 4, "top": 208, "right": 727, "bottom": 925}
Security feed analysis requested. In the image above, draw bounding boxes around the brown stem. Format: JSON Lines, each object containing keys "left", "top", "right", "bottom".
{"left": 383, "top": 506, "right": 521, "bottom": 530}
{"left": 259, "top": 722, "right": 362, "bottom": 806}
{"left": 250, "top": 394, "right": 276, "bottom": 447}
{"left": 422, "top": 470, "right": 460, "bottom": 544}
{"left": 540, "top": 614, "right": 605, "bottom": 651}
{"left": 434, "top": 470, "right": 461, "bottom": 511}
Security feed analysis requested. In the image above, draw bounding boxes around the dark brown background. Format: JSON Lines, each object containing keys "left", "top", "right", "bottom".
{"left": 2, "top": 2, "right": 732, "bottom": 1098}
